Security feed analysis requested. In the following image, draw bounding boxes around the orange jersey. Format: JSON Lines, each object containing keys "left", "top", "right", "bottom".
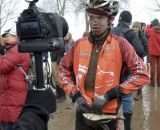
{"left": 59, "top": 33, "right": 150, "bottom": 113}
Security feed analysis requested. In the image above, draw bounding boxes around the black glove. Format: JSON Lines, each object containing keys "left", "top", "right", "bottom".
{"left": 69, "top": 90, "right": 81, "bottom": 103}
{"left": 92, "top": 87, "right": 123, "bottom": 114}
{"left": 25, "top": 87, "right": 56, "bottom": 114}
{"left": 76, "top": 97, "right": 91, "bottom": 113}
{"left": 92, "top": 97, "right": 106, "bottom": 114}
{"left": 15, "top": 87, "right": 56, "bottom": 130}
{"left": 104, "top": 87, "right": 123, "bottom": 101}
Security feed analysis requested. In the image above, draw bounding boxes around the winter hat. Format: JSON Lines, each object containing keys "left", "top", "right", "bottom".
{"left": 83, "top": 31, "right": 90, "bottom": 37}
{"left": 8, "top": 27, "right": 17, "bottom": 36}
{"left": 118, "top": 10, "right": 132, "bottom": 23}
{"left": 151, "top": 18, "right": 160, "bottom": 26}
{"left": 2, "top": 27, "right": 17, "bottom": 37}
{"left": 132, "top": 21, "right": 141, "bottom": 29}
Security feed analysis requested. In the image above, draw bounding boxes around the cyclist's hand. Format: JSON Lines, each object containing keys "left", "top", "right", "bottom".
{"left": 69, "top": 90, "right": 81, "bottom": 103}
{"left": 92, "top": 87, "right": 123, "bottom": 114}
{"left": 92, "top": 97, "right": 106, "bottom": 114}
{"left": 76, "top": 97, "right": 91, "bottom": 113}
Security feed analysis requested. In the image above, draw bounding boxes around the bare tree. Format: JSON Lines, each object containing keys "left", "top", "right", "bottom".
{"left": 40, "top": 0, "right": 132, "bottom": 34}
{"left": 73, "top": 0, "right": 89, "bottom": 32}
{"left": 0, "top": 0, "right": 18, "bottom": 33}
{"left": 39, "top": 0, "right": 75, "bottom": 16}
{"left": 119, "top": 0, "right": 130, "bottom": 11}
{"left": 150, "top": 0, "right": 160, "bottom": 11}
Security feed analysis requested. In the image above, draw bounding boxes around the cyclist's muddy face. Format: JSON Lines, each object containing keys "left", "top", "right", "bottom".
{"left": 88, "top": 13, "right": 109, "bottom": 36}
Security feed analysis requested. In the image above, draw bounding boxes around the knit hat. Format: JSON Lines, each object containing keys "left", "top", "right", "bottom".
{"left": 151, "top": 18, "right": 160, "bottom": 26}
{"left": 132, "top": 21, "right": 141, "bottom": 29}
{"left": 118, "top": 10, "right": 132, "bottom": 23}
{"left": 2, "top": 27, "right": 17, "bottom": 37}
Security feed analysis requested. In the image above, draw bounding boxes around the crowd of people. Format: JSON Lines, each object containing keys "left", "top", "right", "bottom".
{"left": 0, "top": 0, "right": 160, "bottom": 130}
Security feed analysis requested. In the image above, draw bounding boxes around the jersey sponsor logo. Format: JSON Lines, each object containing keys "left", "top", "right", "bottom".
{"left": 79, "top": 52, "right": 90, "bottom": 57}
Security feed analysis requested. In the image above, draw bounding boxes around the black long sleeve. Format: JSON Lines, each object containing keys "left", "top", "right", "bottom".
{"left": 14, "top": 87, "right": 56, "bottom": 130}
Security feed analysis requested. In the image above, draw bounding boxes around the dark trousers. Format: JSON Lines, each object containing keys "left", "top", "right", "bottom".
{"left": 150, "top": 55, "right": 160, "bottom": 84}
{"left": 56, "top": 85, "right": 66, "bottom": 98}
{"left": 0, "top": 123, "right": 15, "bottom": 130}
{"left": 137, "top": 88, "right": 142, "bottom": 95}
{"left": 75, "top": 108, "right": 117, "bottom": 130}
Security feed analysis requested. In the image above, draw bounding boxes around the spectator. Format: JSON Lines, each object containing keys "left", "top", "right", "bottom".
{"left": 146, "top": 18, "right": 160, "bottom": 87}
{"left": 50, "top": 32, "right": 74, "bottom": 100}
{"left": 141, "top": 22, "right": 150, "bottom": 64}
{"left": 111, "top": 11, "right": 145, "bottom": 130}
{"left": 132, "top": 21, "right": 148, "bottom": 58}
{"left": 141, "top": 22, "right": 147, "bottom": 32}
{"left": 132, "top": 21, "right": 148, "bottom": 100}
{"left": 0, "top": 28, "right": 30, "bottom": 130}
{"left": 64, "top": 32, "right": 74, "bottom": 52}
{"left": 82, "top": 31, "right": 90, "bottom": 37}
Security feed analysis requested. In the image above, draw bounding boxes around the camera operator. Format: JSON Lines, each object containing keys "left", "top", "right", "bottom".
{"left": 14, "top": 87, "right": 56, "bottom": 130}
{"left": 12, "top": 0, "right": 69, "bottom": 129}
{"left": 0, "top": 28, "right": 30, "bottom": 130}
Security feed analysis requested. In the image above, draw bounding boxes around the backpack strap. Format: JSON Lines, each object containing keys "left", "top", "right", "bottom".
{"left": 17, "top": 64, "right": 32, "bottom": 88}
{"left": 119, "top": 28, "right": 132, "bottom": 37}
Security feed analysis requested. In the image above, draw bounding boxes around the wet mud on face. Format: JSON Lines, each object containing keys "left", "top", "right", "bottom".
{"left": 48, "top": 85, "right": 160, "bottom": 130}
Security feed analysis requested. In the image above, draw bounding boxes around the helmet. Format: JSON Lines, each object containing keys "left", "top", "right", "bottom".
{"left": 86, "top": 0, "right": 119, "bottom": 16}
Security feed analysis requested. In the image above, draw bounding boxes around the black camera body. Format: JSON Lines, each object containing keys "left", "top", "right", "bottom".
{"left": 16, "top": 0, "right": 69, "bottom": 89}
{"left": 16, "top": 0, "right": 68, "bottom": 52}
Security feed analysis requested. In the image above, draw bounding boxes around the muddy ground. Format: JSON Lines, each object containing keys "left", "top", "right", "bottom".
{"left": 48, "top": 85, "right": 160, "bottom": 130}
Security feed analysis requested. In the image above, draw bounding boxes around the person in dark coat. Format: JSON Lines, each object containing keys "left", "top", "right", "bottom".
{"left": 132, "top": 21, "right": 148, "bottom": 100}
{"left": 50, "top": 32, "right": 74, "bottom": 100}
{"left": 111, "top": 11, "right": 145, "bottom": 130}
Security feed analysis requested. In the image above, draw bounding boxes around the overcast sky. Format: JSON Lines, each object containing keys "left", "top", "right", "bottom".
{"left": 2, "top": 0, "right": 160, "bottom": 40}
{"left": 65, "top": 0, "right": 160, "bottom": 40}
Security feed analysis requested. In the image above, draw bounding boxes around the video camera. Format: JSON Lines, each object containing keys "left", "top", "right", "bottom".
{"left": 16, "top": 0, "right": 69, "bottom": 89}
{"left": 16, "top": 0, "right": 68, "bottom": 52}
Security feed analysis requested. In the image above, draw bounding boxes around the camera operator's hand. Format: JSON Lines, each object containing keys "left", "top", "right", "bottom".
{"left": 92, "top": 87, "right": 123, "bottom": 114}
{"left": 25, "top": 87, "right": 56, "bottom": 113}
{"left": 14, "top": 87, "right": 56, "bottom": 130}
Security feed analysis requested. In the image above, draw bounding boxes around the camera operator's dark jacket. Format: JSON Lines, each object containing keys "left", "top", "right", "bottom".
{"left": 111, "top": 23, "right": 145, "bottom": 58}
{"left": 0, "top": 42, "right": 30, "bottom": 122}
{"left": 14, "top": 88, "right": 56, "bottom": 130}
